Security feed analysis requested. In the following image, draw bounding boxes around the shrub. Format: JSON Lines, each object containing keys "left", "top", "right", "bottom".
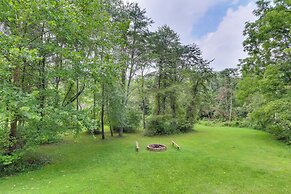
{"left": 198, "top": 119, "right": 251, "bottom": 128}
{"left": 250, "top": 98, "right": 291, "bottom": 144}
{"left": 177, "top": 118, "right": 193, "bottom": 133}
{"left": 198, "top": 120, "right": 217, "bottom": 127}
{"left": 145, "top": 115, "right": 175, "bottom": 136}
{"left": 112, "top": 108, "right": 141, "bottom": 133}
{"left": 145, "top": 115, "right": 193, "bottom": 136}
{"left": 0, "top": 152, "right": 51, "bottom": 177}
{"left": 124, "top": 109, "right": 141, "bottom": 133}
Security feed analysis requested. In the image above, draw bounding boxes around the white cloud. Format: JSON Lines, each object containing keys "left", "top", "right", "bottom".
{"left": 123, "top": 0, "right": 257, "bottom": 70}
{"left": 123, "top": 0, "right": 231, "bottom": 44}
{"left": 196, "top": 2, "right": 256, "bottom": 71}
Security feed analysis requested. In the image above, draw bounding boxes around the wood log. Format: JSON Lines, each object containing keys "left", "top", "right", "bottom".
{"left": 135, "top": 141, "right": 139, "bottom": 152}
{"left": 172, "top": 140, "right": 180, "bottom": 150}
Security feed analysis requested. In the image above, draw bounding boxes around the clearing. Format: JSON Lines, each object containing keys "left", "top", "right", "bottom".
{"left": 0, "top": 125, "right": 291, "bottom": 194}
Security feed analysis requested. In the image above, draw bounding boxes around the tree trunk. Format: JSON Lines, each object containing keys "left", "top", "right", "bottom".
{"left": 6, "top": 103, "right": 9, "bottom": 132}
{"left": 229, "top": 91, "right": 233, "bottom": 122}
{"left": 186, "top": 100, "right": 195, "bottom": 125}
{"left": 55, "top": 53, "right": 62, "bottom": 106}
{"left": 8, "top": 118, "right": 18, "bottom": 153}
{"left": 119, "top": 127, "right": 123, "bottom": 137}
{"left": 110, "top": 125, "right": 114, "bottom": 137}
{"left": 8, "top": 66, "right": 20, "bottom": 153}
{"left": 93, "top": 79, "right": 98, "bottom": 133}
{"left": 39, "top": 56, "right": 46, "bottom": 118}
{"left": 21, "top": 59, "right": 27, "bottom": 92}
{"left": 170, "top": 92, "right": 176, "bottom": 118}
{"left": 156, "top": 66, "right": 162, "bottom": 115}
{"left": 142, "top": 99, "right": 146, "bottom": 129}
{"left": 187, "top": 80, "right": 200, "bottom": 125}
{"left": 125, "top": 36, "right": 136, "bottom": 105}
{"left": 76, "top": 79, "right": 79, "bottom": 111}
{"left": 101, "top": 82, "right": 105, "bottom": 140}
{"left": 141, "top": 70, "right": 146, "bottom": 129}
{"left": 39, "top": 24, "right": 47, "bottom": 118}
{"left": 162, "top": 96, "right": 166, "bottom": 114}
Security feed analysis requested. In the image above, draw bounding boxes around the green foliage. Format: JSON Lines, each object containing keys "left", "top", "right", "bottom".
{"left": 123, "top": 108, "right": 142, "bottom": 133}
{"left": 84, "top": 114, "right": 101, "bottom": 135}
{"left": 176, "top": 118, "right": 193, "bottom": 133}
{"left": 146, "top": 28, "right": 212, "bottom": 136}
{"left": 0, "top": 152, "right": 51, "bottom": 177}
{"left": 249, "top": 97, "right": 291, "bottom": 143}
{"left": 35, "top": 107, "right": 86, "bottom": 143}
{"left": 236, "top": 76, "right": 261, "bottom": 104}
{"left": 199, "top": 119, "right": 252, "bottom": 128}
{"left": 145, "top": 115, "right": 193, "bottom": 136}
{"left": 145, "top": 115, "right": 176, "bottom": 136}
{"left": 237, "top": 0, "right": 291, "bottom": 143}
{"left": 112, "top": 108, "right": 141, "bottom": 133}
{"left": 259, "top": 64, "right": 290, "bottom": 100}
{"left": 0, "top": 0, "right": 127, "bottom": 165}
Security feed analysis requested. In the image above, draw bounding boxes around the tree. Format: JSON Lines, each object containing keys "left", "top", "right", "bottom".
{"left": 107, "top": 2, "right": 153, "bottom": 135}
{"left": 145, "top": 28, "right": 213, "bottom": 135}
{"left": 216, "top": 68, "right": 239, "bottom": 121}
{"left": 238, "top": 0, "right": 291, "bottom": 143}
{"left": 151, "top": 26, "right": 181, "bottom": 117}
{"left": 181, "top": 44, "right": 214, "bottom": 125}
{"left": 0, "top": 0, "right": 127, "bottom": 166}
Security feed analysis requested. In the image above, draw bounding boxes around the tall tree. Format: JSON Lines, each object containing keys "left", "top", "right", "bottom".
{"left": 181, "top": 44, "right": 214, "bottom": 125}
{"left": 152, "top": 25, "right": 181, "bottom": 117}
{"left": 238, "top": 0, "right": 291, "bottom": 143}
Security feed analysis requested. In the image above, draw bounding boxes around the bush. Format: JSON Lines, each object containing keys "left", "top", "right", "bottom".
{"left": 250, "top": 98, "right": 291, "bottom": 144}
{"left": 145, "top": 115, "right": 193, "bottom": 136}
{"left": 83, "top": 117, "right": 101, "bottom": 135}
{"left": 112, "top": 108, "right": 141, "bottom": 133}
{"left": 198, "top": 120, "right": 218, "bottom": 127}
{"left": 198, "top": 119, "right": 251, "bottom": 128}
{"left": 124, "top": 109, "right": 141, "bottom": 133}
{"left": 177, "top": 118, "right": 193, "bottom": 133}
{"left": 0, "top": 153, "right": 51, "bottom": 177}
{"left": 145, "top": 115, "right": 176, "bottom": 136}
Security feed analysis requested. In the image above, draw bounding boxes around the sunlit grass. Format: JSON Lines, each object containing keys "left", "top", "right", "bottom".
{"left": 0, "top": 125, "right": 290, "bottom": 194}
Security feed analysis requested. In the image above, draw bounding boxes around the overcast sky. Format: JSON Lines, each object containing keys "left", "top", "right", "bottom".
{"left": 123, "top": 0, "right": 257, "bottom": 71}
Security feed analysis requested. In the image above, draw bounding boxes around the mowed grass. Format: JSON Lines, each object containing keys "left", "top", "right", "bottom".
{"left": 0, "top": 125, "right": 291, "bottom": 194}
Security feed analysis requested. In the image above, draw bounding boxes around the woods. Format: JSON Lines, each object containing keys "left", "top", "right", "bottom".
{"left": 0, "top": 0, "right": 127, "bottom": 165}
{"left": 238, "top": 0, "right": 291, "bottom": 143}
{"left": 0, "top": 0, "right": 290, "bottom": 171}
{"left": 0, "top": 0, "right": 210, "bottom": 166}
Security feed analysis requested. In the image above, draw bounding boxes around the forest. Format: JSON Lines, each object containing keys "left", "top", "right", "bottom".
{"left": 0, "top": 0, "right": 290, "bottom": 183}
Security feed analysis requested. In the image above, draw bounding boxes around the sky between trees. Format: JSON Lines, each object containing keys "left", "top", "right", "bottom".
{"left": 124, "top": 0, "right": 257, "bottom": 70}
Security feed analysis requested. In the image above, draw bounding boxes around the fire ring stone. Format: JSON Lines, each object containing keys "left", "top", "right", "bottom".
{"left": 147, "top": 144, "right": 167, "bottom": 152}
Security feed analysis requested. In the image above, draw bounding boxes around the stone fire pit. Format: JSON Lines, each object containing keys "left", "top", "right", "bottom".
{"left": 147, "top": 144, "right": 167, "bottom": 152}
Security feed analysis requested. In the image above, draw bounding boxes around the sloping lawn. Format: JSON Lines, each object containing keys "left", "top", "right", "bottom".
{"left": 0, "top": 125, "right": 291, "bottom": 194}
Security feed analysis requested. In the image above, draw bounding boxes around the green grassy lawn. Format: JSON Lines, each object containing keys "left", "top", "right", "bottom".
{"left": 0, "top": 125, "right": 291, "bottom": 194}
